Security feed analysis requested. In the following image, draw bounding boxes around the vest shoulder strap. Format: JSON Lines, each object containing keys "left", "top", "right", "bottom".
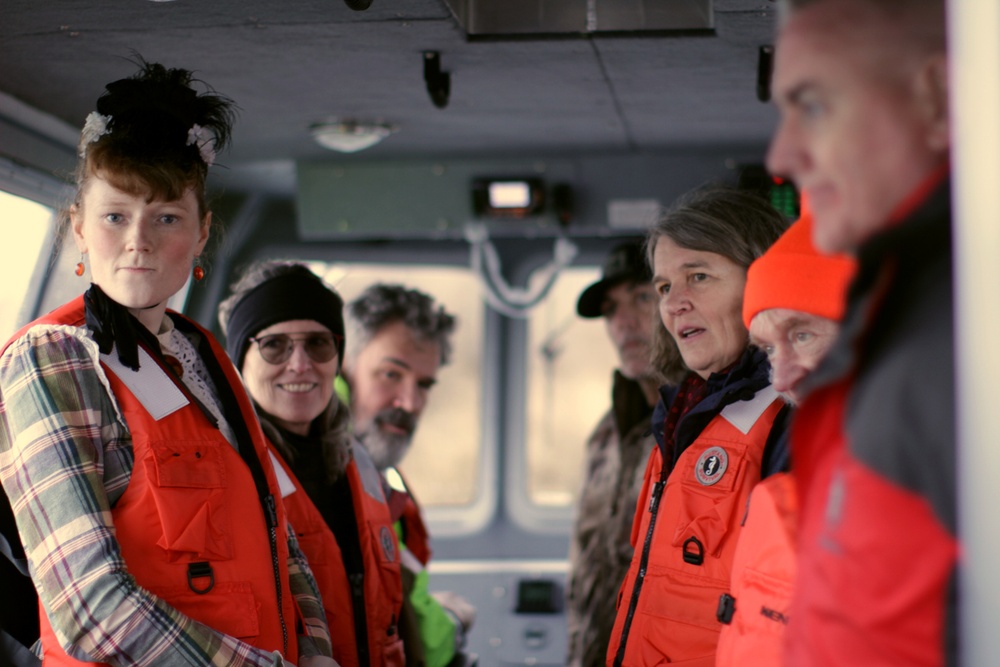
{"left": 99, "top": 345, "right": 189, "bottom": 420}
{"left": 720, "top": 385, "right": 780, "bottom": 435}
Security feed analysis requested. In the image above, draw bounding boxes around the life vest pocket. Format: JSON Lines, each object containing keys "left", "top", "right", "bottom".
{"left": 296, "top": 526, "right": 345, "bottom": 610}
{"left": 368, "top": 520, "right": 399, "bottom": 566}
{"left": 379, "top": 634, "right": 406, "bottom": 667}
{"left": 146, "top": 440, "right": 232, "bottom": 560}
{"left": 296, "top": 526, "right": 338, "bottom": 567}
{"left": 729, "top": 566, "right": 792, "bottom": 636}
{"left": 159, "top": 580, "right": 261, "bottom": 640}
{"left": 670, "top": 440, "right": 749, "bottom": 559}
{"left": 629, "top": 564, "right": 728, "bottom": 664}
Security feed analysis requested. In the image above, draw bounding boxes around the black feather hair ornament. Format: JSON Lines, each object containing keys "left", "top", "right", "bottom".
{"left": 81, "top": 57, "right": 237, "bottom": 168}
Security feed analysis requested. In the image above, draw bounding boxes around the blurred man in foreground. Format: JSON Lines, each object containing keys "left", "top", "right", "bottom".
{"left": 767, "top": 0, "right": 955, "bottom": 663}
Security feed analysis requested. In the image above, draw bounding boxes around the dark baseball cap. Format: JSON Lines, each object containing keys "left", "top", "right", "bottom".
{"left": 576, "top": 241, "right": 652, "bottom": 318}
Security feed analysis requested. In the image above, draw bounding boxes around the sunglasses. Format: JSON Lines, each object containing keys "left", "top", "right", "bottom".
{"left": 248, "top": 332, "right": 341, "bottom": 365}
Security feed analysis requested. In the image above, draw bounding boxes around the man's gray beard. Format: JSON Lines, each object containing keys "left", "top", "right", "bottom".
{"left": 357, "top": 428, "right": 413, "bottom": 472}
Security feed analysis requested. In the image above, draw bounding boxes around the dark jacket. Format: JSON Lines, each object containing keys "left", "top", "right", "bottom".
{"left": 566, "top": 372, "right": 656, "bottom": 667}
{"left": 651, "top": 347, "right": 791, "bottom": 476}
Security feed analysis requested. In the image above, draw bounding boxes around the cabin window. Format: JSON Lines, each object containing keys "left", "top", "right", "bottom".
{"left": 524, "top": 268, "right": 618, "bottom": 507}
{"left": 312, "top": 262, "right": 484, "bottom": 510}
{"left": 0, "top": 191, "right": 53, "bottom": 340}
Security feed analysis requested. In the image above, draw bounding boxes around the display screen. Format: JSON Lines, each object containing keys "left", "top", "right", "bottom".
{"left": 489, "top": 181, "right": 532, "bottom": 208}
{"left": 515, "top": 579, "right": 560, "bottom": 614}
{"left": 472, "top": 177, "right": 545, "bottom": 218}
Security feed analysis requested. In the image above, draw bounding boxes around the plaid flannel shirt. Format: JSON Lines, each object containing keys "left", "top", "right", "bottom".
{"left": 0, "top": 323, "right": 331, "bottom": 666}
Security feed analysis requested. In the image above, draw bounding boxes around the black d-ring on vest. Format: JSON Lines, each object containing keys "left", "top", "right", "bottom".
{"left": 187, "top": 561, "right": 215, "bottom": 594}
{"left": 682, "top": 535, "right": 705, "bottom": 566}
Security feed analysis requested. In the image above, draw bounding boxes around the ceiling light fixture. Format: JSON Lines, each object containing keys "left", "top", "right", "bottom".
{"left": 310, "top": 119, "right": 397, "bottom": 153}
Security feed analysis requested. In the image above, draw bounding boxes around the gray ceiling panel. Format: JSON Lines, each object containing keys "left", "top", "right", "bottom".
{"left": 0, "top": 0, "right": 780, "bottom": 197}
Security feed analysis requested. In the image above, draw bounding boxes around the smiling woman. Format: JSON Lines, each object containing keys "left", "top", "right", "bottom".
{"left": 242, "top": 322, "right": 342, "bottom": 435}
{"left": 218, "top": 261, "right": 409, "bottom": 667}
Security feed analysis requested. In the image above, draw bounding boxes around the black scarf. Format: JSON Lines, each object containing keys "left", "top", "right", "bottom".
{"left": 83, "top": 283, "right": 160, "bottom": 371}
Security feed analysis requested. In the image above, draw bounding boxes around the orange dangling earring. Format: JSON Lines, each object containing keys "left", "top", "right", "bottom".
{"left": 193, "top": 256, "right": 205, "bottom": 281}
{"left": 75, "top": 253, "right": 85, "bottom": 277}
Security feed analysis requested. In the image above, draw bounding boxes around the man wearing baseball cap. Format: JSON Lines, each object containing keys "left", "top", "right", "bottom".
{"left": 566, "top": 241, "right": 660, "bottom": 667}
{"left": 715, "top": 207, "right": 855, "bottom": 667}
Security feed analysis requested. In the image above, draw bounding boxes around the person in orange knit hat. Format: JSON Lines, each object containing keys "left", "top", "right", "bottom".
{"left": 742, "top": 204, "right": 856, "bottom": 406}
{"left": 715, "top": 201, "right": 855, "bottom": 667}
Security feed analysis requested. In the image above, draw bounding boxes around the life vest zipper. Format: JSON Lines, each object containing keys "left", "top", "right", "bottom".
{"left": 614, "top": 468, "right": 668, "bottom": 667}
{"left": 264, "top": 494, "right": 289, "bottom": 656}
{"left": 350, "top": 572, "right": 371, "bottom": 667}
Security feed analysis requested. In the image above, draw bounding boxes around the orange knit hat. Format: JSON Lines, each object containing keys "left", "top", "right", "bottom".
{"left": 742, "top": 203, "right": 857, "bottom": 328}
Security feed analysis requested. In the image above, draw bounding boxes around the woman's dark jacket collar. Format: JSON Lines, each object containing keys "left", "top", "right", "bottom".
{"left": 651, "top": 346, "right": 783, "bottom": 468}
{"left": 257, "top": 398, "right": 353, "bottom": 484}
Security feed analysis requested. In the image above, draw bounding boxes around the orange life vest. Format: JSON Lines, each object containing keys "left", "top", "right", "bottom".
{"left": 271, "top": 444, "right": 405, "bottom": 667}
{"left": 12, "top": 297, "right": 298, "bottom": 667}
{"left": 715, "top": 472, "right": 797, "bottom": 667}
{"left": 385, "top": 469, "right": 431, "bottom": 567}
{"left": 607, "top": 385, "right": 783, "bottom": 667}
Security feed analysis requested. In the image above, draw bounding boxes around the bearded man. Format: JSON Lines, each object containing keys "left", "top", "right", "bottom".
{"left": 343, "top": 283, "right": 473, "bottom": 667}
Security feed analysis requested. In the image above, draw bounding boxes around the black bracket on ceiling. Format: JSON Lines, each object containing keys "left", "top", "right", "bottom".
{"left": 757, "top": 45, "right": 774, "bottom": 102}
{"left": 424, "top": 51, "right": 451, "bottom": 109}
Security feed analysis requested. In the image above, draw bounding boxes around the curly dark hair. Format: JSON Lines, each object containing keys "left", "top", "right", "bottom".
{"left": 345, "top": 284, "right": 457, "bottom": 366}
{"left": 73, "top": 57, "right": 237, "bottom": 220}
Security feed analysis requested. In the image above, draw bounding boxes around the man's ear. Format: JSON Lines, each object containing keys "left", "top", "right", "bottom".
{"left": 915, "top": 54, "right": 949, "bottom": 153}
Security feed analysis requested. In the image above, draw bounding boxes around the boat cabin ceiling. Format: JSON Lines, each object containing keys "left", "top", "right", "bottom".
{"left": 2, "top": 0, "right": 780, "bottom": 204}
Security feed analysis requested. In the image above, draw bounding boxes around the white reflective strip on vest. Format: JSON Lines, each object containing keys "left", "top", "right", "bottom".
{"left": 100, "top": 346, "right": 188, "bottom": 420}
{"left": 353, "top": 443, "right": 388, "bottom": 502}
{"left": 269, "top": 450, "right": 297, "bottom": 498}
{"left": 384, "top": 465, "right": 407, "bottom": 493}
{"left": 399, "top": 543, "right": 425, "bottom": 574}
{"left": 720, "top": 384, "right": 780, "bottom": 435}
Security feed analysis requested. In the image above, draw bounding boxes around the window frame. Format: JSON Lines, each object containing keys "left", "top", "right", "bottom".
{"left": 503, "top": 250, "right": 625, "bottom": 534}
{"left": 0, "top": 158, "right": 70, "bottom": 333}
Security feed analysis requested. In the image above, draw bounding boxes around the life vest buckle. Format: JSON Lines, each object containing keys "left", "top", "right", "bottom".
{"left": 717, "top": 593, "right": 736, "bottom": 624}
{"left": 682, "top": 535, "right": 704, "bottom": 566}
{"left": 187, "top": 561, "right": 215, "bottom": 594}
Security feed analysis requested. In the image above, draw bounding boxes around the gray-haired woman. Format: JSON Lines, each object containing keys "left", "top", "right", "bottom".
{"left": 607, "top": 187, "right": 791, "bottom": 667}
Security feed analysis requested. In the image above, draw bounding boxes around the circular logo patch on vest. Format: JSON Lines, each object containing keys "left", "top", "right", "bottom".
{"left": 380, "top": 526, "right": 397, "bottom": 562}
{"left": 695, "top": 446, "right": 729, "bottom": 486}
